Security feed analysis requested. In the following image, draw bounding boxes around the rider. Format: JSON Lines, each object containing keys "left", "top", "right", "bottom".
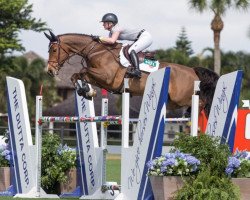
{"left": 93, "top": 13, "right": 153, "bottom": 78}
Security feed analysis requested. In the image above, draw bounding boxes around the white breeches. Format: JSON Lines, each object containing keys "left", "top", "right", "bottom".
{"left": 128, "top": 31, "right": 153, "bottom": 53}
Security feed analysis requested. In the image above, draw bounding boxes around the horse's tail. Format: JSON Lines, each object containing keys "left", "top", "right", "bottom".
{"left": 193, "top": 67, "right": 219, "bottom": 117}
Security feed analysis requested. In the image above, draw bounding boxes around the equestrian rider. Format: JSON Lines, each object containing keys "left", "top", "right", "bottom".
{"left": 93, "top": 13, "right": 153, "bottom": 79}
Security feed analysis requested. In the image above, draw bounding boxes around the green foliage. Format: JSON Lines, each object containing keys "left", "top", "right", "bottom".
{"left": 221, "top": 50, "right": 250, "bottom": 103}
{"left": 234, "top": 159, "right": 250, "bottom": 178}
{"left": 188, "top": 0, "right": 250, "bottom": 15}
{"left": 172, "top": 133, "right": 240, "bottom": 199}
{"left": 0, "top": 56, "right": 60, "bottom": 126}
{"left": 106, "top": 158, "right": 121, "bottom": 184}
{"left": 175, "top": 27, "right": 194, "bottom": 56}
{"left": 41, "top": 133, "right": 76, "bottom": 194}
{"left": 172, "top": 133, "right": 231, "bottom": 176}
{"left": 175, "top": 169, "right": 240, "bottom": 200}
{"left": 0, "top": 0, "right": 47, "bottom": 55}
{"left": 156, "top": 48, "right": 190, "bottom": 65}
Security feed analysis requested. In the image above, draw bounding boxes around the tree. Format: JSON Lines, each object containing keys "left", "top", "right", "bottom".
{"left": 0, "top": 56, "right": 60, "bottom": 126}
{"left": 0, "top": 0, "right": 47, "bottom": 56}
{"left": 156, "top": 48, "right": 190, "bottom": 65}
{"left": 187, "top": 0, "right": 250, "bottom": 75}
{"left": 221, "top": 50, "right": 250, "bottom": 102}
{"left": 175, "top": 27, "right": 194, "bottom": 56}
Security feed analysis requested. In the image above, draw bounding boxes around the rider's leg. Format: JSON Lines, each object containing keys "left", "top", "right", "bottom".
{"left": 129, "top": 50, "right": 141, "bottom": 78}
{"left": 128, "top": 32, "right": 153, "bottom": 78}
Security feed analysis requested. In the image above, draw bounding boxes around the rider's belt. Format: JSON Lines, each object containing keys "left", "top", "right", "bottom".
{"left": 136, "top": 29, "right": 145, "bottom": 41}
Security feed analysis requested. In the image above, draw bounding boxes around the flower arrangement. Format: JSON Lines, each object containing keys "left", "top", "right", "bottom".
{"left": 0, "top": 132, "right": 12, "bottom": 168}
{"left": 57, "top": 143, "right": 77, "bottom": 170}
{"left": 41, "top": 133, "right": 77, "bottom": 193}
{"left": 0, "top": 145, "right": 11, "bottom": 167}
{"left": 146, "top": 150, "right": 200, "bottom": 176}
{"left": 225, "top": 149, "right": 250, "bottom": 178}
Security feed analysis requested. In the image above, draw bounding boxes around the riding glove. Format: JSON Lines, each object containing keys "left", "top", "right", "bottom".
{"left": 91, "top": 35, "right": 100, "bottom": 42}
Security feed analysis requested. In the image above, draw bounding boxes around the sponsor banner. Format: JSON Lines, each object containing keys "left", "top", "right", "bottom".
{"left": 233, "top": 109, "right": 250, "bottom": 152}
{"left": 206, "top": 71, "right": 242, "bottom": 151}
{"left": 6, "top": 76, "right": 35, "bottom": 194}
{"left": 74, "top": 83, "right": 101, "bottom": 195}
{"left": 120, "top": 68, "right": 170, "bottom": 200}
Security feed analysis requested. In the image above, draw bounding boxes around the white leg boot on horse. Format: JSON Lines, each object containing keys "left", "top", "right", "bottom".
{"left": 129, "top": 50, "right": 141, "bottom": 79}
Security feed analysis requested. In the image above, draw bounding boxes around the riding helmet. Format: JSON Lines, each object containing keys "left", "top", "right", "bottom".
{"left": 101, "top": 13, "right": 118, "bottom": 24}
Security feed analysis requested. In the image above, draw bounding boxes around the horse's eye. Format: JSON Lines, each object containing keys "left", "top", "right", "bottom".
{"left": 53, "top": 49, "right": 57, "bottom": 53}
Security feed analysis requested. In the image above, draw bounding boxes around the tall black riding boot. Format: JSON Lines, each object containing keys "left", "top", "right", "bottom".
{"left": 129, "top": 50, "right": 141, "bottom": 78}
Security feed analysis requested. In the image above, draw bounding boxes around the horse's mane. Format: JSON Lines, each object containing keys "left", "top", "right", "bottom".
{"left": 58, "top": 33, "right": 92, "bottom": 38}
{"left": 193, "top": 67, "right": 219, "bottom": 117}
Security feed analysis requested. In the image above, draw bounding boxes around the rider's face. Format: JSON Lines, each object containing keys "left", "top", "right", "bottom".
{"left": 102, "top": 22, "right": 113, "bottom": 31}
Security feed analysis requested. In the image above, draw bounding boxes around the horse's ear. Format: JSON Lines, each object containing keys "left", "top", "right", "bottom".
{"left": 49, "top": 30, "right": 58, "bottom": 42}
{"left": 44, "top": 32, "right": 52, "bottom": 41}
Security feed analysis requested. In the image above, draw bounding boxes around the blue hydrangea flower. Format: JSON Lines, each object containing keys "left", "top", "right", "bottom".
{"left": 160, "top": 166, "right": 167, "bottom": 173}
{"left": 1, "top": 149, "right": 10, "bottom": 157}
{"left": 165, "top": 153, "right": 175, "bottom": 159}
{"left": 225, "top": 167, "right": 234, "bottom": 175}
{"left": 147, "top": 151, "right": 200, "bottom": 176}
{"left": 162, "top": 158, "right": 176, "bottom": 167}
{"left": 186, "top": 155, "right": 200, "bottom": 165}
{"left": 227, "top": 157, "right": 240, "bottom": 168}
{"left": 146, "top": 160, "right": 156, "bottom": 169}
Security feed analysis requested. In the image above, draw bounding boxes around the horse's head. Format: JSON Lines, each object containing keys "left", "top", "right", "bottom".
{"left": 44, "top": 31, "right": 70, "bottom": 77}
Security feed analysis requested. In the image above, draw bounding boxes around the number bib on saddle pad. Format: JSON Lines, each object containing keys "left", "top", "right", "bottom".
{"left": 119, "top": 46, "right": 160, "bottom": 73}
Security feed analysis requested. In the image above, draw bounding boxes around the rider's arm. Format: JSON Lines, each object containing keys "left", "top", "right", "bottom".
{"left": 100, "top": 31, "right": 120, "bottom": 44}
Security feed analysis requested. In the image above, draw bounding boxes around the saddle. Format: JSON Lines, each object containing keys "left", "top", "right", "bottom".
{"left": 122, "top": 45, "right": 156, "bottom": 64}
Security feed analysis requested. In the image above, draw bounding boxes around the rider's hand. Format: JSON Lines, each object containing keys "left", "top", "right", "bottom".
{"left": 91, "top": 35, "right": 100, "bottom": 42}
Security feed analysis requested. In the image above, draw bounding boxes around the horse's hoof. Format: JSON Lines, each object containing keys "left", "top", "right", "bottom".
{"left": 82, "top": 92, "right": 92, "bottom": 101}
{"left": 77, "top": 88, "right": 85, "bottom": 96}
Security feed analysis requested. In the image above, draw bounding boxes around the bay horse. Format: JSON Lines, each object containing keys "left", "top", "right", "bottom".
{"left": 44, "top": 31, "right": 219, "bottom": 117}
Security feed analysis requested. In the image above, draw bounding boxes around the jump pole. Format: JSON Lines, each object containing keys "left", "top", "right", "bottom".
{"left": 190, "top": 81, "right": 200, "bottom": 137}
{"left": 100, "top": 97, "right": 108, "bottom": 187}
{"left": 122, "top": 78, "right": 130, "bottom": 148}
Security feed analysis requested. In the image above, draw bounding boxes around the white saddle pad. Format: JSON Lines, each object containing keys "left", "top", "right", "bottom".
{"left": 119, "top": 46, "right": 160, "bottom": 73}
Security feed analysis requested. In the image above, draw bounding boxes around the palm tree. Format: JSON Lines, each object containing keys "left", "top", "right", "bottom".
{"left": 187, "top": 0, "right": 250, "bottom": 75}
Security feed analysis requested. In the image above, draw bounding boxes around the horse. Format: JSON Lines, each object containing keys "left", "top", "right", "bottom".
{"left": 44, "top": 31, "right": 219, "bottom": 118}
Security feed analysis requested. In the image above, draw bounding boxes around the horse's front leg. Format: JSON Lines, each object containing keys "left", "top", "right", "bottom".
{"left": 70, "top": 73, "right": 97, "bottom": 99}
{"left": 70, "top": 73, "right": 84, "bottom": 94}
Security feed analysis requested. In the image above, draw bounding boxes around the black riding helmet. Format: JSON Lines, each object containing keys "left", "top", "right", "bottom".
{"left": 101, "top": 13, "right": 118, "bottom": 24}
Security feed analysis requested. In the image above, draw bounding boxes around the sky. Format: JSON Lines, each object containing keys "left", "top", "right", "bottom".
{"left": 20, "top": 0, "right": 250, "bottom": 59}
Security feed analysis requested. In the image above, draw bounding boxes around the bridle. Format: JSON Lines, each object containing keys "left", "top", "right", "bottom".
{"left": 47, "top": 36, "right": 98, "bottom": 76}
{"left": 48, "top": 42, "right": 69, "bottom": 66}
